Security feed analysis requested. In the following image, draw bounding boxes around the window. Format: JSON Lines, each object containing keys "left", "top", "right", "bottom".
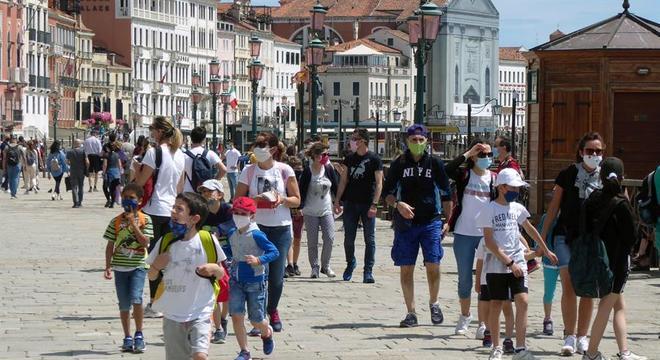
{"left": 285, "top": 52, "right": 290, "bottom": 64}
{"left": 333, "top": 82, "right": 340, "bottom": 96}
{"left": 387, "top": 38, "right": 394, "bottom": 46}
{"left": 485, "top": 68, "right": 490, "bottom": 98}
{"left": 334, "top": 109, "right": 339, "bottom": 123}
{"left": 352, "top": 82, "right": 359, "bottom": 96}
{"left": 190, "top": 3, "right": 195, "bottom": 17}
{"left": 454, "top": 65, "right": 459, "bottom": 98}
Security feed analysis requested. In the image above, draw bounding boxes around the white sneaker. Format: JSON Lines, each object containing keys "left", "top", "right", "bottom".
{"left": 475, "top": 322, "right": 487, "bottom": 339}
{"left": 144, "top": 303, "right": 163, "bottom": 318}
{"left": 489, "top": 346, "right": 504, "bottom": 360}
{"left": 561, "top": 335, "right": 577, "bottom": 356}
{"left": 454, "top": 314, "right": 472, "bottom": 335}
{"left": 616, "top": 351, "right": 648, "bottom": 360}
{"left": 576, "top": 336, "right": 589, "bottom": 354}
{"left": 513, "top": 349, "right": 537, "bottom": 360}
{"left": 51, "top": 194, "right": 56, "bottom": 201}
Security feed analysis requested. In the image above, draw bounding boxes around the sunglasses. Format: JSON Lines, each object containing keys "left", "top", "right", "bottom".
{"left": 583, "top": 148, "right": 603, "bottom": 156}
{"left": 477, "top": 152, "right": 494, "bottom": 158}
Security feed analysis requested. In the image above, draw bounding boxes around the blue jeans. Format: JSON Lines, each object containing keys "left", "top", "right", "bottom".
{"left": 553, "top": 235, "right": 571, "bottom": 268}
{"left": 228, "top": 279, "right": 266, "bottom": 323}
{"left": 7, "top": 164, "right": 21, "bottom": 197}
{"left": 453, "top": 233, "right": 482, "bottom": 299}
{"left": 342, "top": 201, "right": 376, "bottom": 272}
{"left": 257, "top": 224, "right": 291, "bottom": 313}
{"left": 226, "top": 172, "right": 238, "bottom": 201}
{"left": 114, "top": 268, "right": 147, "bottom": 311}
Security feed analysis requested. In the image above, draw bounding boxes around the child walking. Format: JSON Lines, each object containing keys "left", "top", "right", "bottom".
{"left": 147, "top": 192, "right": 227, "bottom": 360}
{"left": 103, "top": 184, "right": 154, "bottom": 353}
{"left": 477, "top": 169, "right": 558, "bottom": 360}
{"left": 226, "top": 197, "right": 279, "bottom": 360}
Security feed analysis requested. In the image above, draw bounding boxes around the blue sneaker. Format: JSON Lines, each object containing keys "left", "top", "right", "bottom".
{"left": 261, "top": 326, "right": 275, "bottom": 355}
{"left": 343, "top": 259, "right": 356, "bottom": 281}
{"left": 234, "top": 349, "right": 252, "bottom": 360}
{"left": 247, "top": 327, "right": 261, "bottom": 337}
{"left": 121, "top": 336, "right": 134, "bottom": 352}
{"left": 133, "top": 332, "right": 146, "bottom": 353}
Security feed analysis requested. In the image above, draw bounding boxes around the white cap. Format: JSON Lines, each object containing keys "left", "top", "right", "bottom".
{"left": 197, "top": 179, "right": 224, "bottom": 193}
{"left": 495, "top": 168, "right": 529, "bottom": 187}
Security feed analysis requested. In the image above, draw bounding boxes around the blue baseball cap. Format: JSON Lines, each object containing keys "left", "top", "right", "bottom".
{"left": 407, "top": 124, "right": 428, "bottom": 137}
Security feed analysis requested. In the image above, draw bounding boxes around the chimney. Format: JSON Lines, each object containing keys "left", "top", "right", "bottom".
{"left": 549, "top": 29, "right": 565, "bottom": 42}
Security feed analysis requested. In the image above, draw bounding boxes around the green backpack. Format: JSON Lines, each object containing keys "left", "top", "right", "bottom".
{"left": 153, "top": 230, "right": 220, "bottom": 301}
{"left": 569, "top": 197, "right": 624, "bottom": 299}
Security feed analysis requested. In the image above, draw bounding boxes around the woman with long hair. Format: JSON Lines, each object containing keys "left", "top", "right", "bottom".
{"left": 541, "top": 132, "right": 605, "bottom": 355}
{"left": 23, "top": 140, "right": 40, "bottom": 194}
{"left": 580, "top": 158, "right": 647, "bottom": 360}
{"left": 235, "top": 132, "right": 301, "bottom": 333}
{"left": 46, "top": 141, "right": 68, "bottom": 200}
{"left": 132, "top": 116, "right": 185, "bottom": 317}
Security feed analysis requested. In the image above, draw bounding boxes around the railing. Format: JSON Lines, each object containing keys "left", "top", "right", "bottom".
{"left": 38, "top": 76, "right": 50, "bottom": 89}
{"left": 29, "top": 75, "right": 37, "bottom": 87}
{"left": 13, "top": 110, "right": 23, "bottom": 124}
{"left": 121, "top": 85, "right": 134, "bottom": 91}
{"left": 60, "top": 77, "right": 78, "bottom": 88}
{"left": 81, "top": 80, "right": 109, "bottom": 88}
{"left": 78, "top": 51, "right": 93, "bottom": 60}
{"left": 37, "top": 31, "right": 51, "bottom": 45}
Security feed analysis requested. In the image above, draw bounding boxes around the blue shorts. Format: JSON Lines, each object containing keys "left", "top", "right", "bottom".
{"left": 114, "top": 268, "right": 146, "bottom": 311}
{"left": 553, "top": 235, "right": 571, "bottom": 269}
{"left": 228, "top": 279, "right": 266, "bottom": 323}
{"left": 391, "top": 219, "right": 443, "bottom": 266}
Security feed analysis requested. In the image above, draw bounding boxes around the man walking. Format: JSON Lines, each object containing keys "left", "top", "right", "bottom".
{"left": 334, "top": 128, "right": 383, "bottom": 283}
{"left": 66, "top": 139, "right": 89, "bottom": 208}
{"left": 84, "top": 131, "right": 103, "bottom": 192}
{"left": 224, "top": 141, "right": 241, "bottom": 201}
{"left": 182, "top": 127, "right": 226, "bottom": 193}
{"left": 2, "top": 136, "right": 23, "bottom": 199}
{"left": 382, "top": 124, "right": 452, "bottom": 327}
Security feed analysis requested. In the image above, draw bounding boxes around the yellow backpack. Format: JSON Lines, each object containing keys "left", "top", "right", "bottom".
{"left": 153, "top": 230, "right": 220, "bottom": 301}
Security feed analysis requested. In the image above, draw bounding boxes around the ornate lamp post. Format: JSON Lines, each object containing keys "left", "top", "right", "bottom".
{"left": 209, "top": 76, "right": 222, "bottom": 151}
{"left": 191, "top": 71, "right": 202, "bottom": 128}
{"left": 49, "top": 90, "right": 60, "bottom": 142}
{"left": 248, "top": 35, "right": 263, "bottom": 141}
{"left": 408, "top": 2, "right": 442, "bottom": 124}
{"left": 221, "top": 91, "right": 231, "bottom": 147}
{"left": 307, "top": 38, "right": 325, "bottom": 138}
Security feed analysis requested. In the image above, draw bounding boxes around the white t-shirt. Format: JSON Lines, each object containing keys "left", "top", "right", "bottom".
{"left": 238, "top": 162, "right": 295, "bottom": 227}
{"left": 302, "top": 165, "right": 333, "bottom": 217}
{"left": 476, "top": 238, "right": 487, "bottom": 284}
{"left": 142, "top": 144, "right": 185, "bottom": 217}
{"left": 225, "top": 148, "right": 241, "bottom": 173}
{"left": 455, "top": 170, "right": 494, "bottom": 236}
{"left": 146, "top": 233, "right": 227, "bottom": 322}
{"left": 182, "top": 146, "right": 221, "bottom": 193}
{"left": 476, "top": 201, "right": 529, "bottom": 275}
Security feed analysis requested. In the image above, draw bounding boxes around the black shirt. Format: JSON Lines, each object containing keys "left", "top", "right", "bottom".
{"left": 342, "top": 151, "right": 383, "bottom": 204}
{"left": 383, "top": 151, "right": 451, "bottom": 224}
{"left": 555, "top": 163, "right": 601, "bottom": 241}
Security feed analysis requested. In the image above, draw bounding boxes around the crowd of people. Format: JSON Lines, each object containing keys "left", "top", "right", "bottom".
{"left": 1, "top": 116, "right": 658, "bottom": 360}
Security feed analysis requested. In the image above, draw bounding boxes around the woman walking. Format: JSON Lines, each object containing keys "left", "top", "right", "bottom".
{"left": 46, "top": 141, "right": 68, "bottom": 201}
{"left": 580, "top": 157, "right": 647, "bottom": 360}
{"left": 235, "top": 132, "right": 301, "bottom": 333}
{"left": 102, "top": 141, "right": 123, "bottom": 208}
{"left": 23, "top": 140, "right": 39, "bottom": 194}
{"left": 540, "top": 132, "right": 604, "bottom": 355}
{"left": 299, "top": 142, "right": 339, "bottom": 278}
{"left": 285, "top": 151, "right": 304, "bottom": 277}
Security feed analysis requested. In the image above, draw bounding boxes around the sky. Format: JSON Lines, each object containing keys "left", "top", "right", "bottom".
{"left": 243, "top": 0, "right": 659, "bottom": 48}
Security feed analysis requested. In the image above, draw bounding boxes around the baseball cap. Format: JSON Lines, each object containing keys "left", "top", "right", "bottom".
{"left": 600, "top": 157, "right": 624, "bottom": 181}
{"left": 232, "top": 196, "right": 257, "bottom": 214}
{"left": 407, "top": 124, "right": 428, "bottom": 137}
{"left": 197, "top": 179, "right": 224, "bottom": 194}
{"left": 495, "top": 168, "right": 529, "bottom": 187}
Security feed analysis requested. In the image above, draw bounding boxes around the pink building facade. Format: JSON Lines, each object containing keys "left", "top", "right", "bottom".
{"left": 1, "top": 0, "right": 27, "bottom": 135}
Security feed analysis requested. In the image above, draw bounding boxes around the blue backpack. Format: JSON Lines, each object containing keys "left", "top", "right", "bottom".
{"left": 185, "top": 149, "right": 213, "bottom": 190}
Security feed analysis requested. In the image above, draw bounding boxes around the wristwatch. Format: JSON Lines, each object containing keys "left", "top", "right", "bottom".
{"left": 506, "top": 259, "right": 515, "bottom": 267}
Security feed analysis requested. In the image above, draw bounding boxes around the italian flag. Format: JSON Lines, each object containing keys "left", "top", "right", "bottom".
{"left": 229, "top": 86, "right": 238, "bottom": 109}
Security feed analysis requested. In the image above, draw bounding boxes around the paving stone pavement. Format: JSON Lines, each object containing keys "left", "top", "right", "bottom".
{"left": 1, "top": 177, "right": 659, "bottom": 360}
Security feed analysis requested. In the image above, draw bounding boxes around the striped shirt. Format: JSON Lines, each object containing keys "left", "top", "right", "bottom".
{"left": 103, "top": 213, "right": 154, "bottom": 270}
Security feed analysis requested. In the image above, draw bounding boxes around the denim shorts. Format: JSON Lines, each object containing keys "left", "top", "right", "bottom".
{"left": 553, "top": 235, "right": 572, "bottom": 269}
{"left": 391, "top": 220, "right": 443, "bottom": 266}
{"left": 228, "top": 279, "right": 266, "bottom": 323}
{"left": 114, "top": 268, "right": 146, "bottom": 311}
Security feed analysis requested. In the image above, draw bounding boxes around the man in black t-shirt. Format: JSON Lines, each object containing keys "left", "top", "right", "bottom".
{"left": 334, "top": 128, "right": 383, "bottom": 284}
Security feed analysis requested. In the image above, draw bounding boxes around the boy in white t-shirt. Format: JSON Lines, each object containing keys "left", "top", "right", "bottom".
{"left": 147, "top": 192, "right": 226, "bottom": 360}
{"left": 476, "top": 168, "right": 558, "bottom": 360}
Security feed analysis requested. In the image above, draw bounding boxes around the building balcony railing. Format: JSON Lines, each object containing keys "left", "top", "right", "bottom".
{"left": 78, "top": 51, "right": 93, "bottom": 60}
{"left": 13, "top": 110, "right": 23, "bottom": 124}
{"left": 81, "top": 80, "right": 110, "bottom": 88}
{"left": 121, "top": 85, "right": 134, "bottom": 92}
{"left": 29, "top": 74, "right": 37, "bottom": 87}
{"left": 60, "top": 77, "right": 79, "bottom": 88}
{"left": 38, "top": 76, "right": 51, "bottom": 89}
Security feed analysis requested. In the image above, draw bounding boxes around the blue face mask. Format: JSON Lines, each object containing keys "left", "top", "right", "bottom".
{"left": 169, "top": 219, "right": 189, "bottom": 238}
{"left": 504, "top": 190, "right": 519, "bottom": 203}
{"left": 476, "top": 157, "right": 492, "bottom": 170}
{"left": 122, "top": 199, "right": 139, "bottom": 213}
{"left": 492, "top": 147, "right": 500, "bottom": 159}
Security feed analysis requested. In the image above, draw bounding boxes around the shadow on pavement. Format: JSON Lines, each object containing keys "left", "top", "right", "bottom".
{"left": 79, "top": 268, "right": 105, "bottom": 273}
{"left": 41, "top": 350, "right": 115, "bottom": 357}
{"left": 312, "top": 322, "right": 401, "bottom": 330}
{"left": 55, "top": 316, "right": 116, "bottom": 321}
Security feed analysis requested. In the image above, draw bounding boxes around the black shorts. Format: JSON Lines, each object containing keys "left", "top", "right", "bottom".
{"left": 479, "top": 284, "right": 514, "bottom": 302}
{"left": 486, "top": 273, "right": 528, "bottom": 301}
{"left": 88, "top": 154, "right": 102, "bottom": 173}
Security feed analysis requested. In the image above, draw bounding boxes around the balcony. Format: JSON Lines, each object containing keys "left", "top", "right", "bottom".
{"left": 175, "top": 53, "right": 189, "bottom": 64}
{"left": 13, "top": 110, "right": 23, "bottom": 124}
{"left": 78, "top": 51, "right": 93, "bottom": 60}
{"left": 8, "top": 68, "right": 29, "bottom": 86}
{"left": 121, "top": 85, "right": 134, "bottom": 92}
{"left": 133, "top": 8, "right": 186, "bottom": 26}
{"left": 138, "top": 48, "right": 152, "bottom": 59}
{"left": 60, "top": 77, "right": 79, "bottom": 88}
{"left": 152, "top": 83, "right": 163, "bottom": 93}
{"left": 51, "top": 44, "right": 64, "bottom": 56}
{"left": 38, "top": 76, "right": 51, "bottom": 89}
{"left": 81, "top": 80, "right": 110, "bottom": 88}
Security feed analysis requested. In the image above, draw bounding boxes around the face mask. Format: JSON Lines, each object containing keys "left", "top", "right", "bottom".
{"left": 504, "top": 190, "right": 519, "bottom": 203}
{"left": 582, "top": 154, "right": 602, "bottom": 169}
{"left": 492, "top": 147, "right": 500, "bottom": 159}
{"left": 408, "top": 141, "right": 427, "bottom": 156}
{"left": 233, "top": 214, "right": 251, "bottom": 229}
{"left": 476, "top": 157, "right": 492, "bottom": 170}
{"left": 169, "top": 219, "right": 188, "bottom": 238}
{"left": 319, "top": 154, "right": 330, "bottom": 165}
{"left": 349, "top": 140, "right": 358, "bottom": 152}
{"left": 207, "top": 199, "right": 219, "bottom": 207}
{"left": 122, "top": 199, "right": 139, "bottom": 213}
{"left": 253, "top": 147, "right": 272, "bottom": 163}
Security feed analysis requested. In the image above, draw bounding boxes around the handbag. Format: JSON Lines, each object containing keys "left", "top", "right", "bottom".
{"left": 64, "top": 176, "right": 72, "bottom": 192}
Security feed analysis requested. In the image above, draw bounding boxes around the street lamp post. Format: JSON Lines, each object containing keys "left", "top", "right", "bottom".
{"left": 408, "top": 2, "right": 442, "bottom": 124}
{"left": 511, "top": 90, "right": 518, "bottom": 158}
{"left": 191, "top": 71, "right": 202, "bottom": 129}
{"left": 221, "top": 91, "right": 230, "bottom": 147}
{"left": 308, "top": 1, "right": 327, "bottom": 138}
{"left": 49, "top": 90, "right": 60, "bottom": 142}
{"left": 466, "top": 98, "right": 502, "bottom": 147}
{"left": 209, "top": 60, "right": 222, "bottom": 151}
{"left": 281, "top": 96, "right": 288, "bottom": 141}
{"left": 248, "top": 36, "right": 263, "bottom": 141}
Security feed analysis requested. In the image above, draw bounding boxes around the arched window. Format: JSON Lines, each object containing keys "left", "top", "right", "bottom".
{"left": 485, "top": 67, "right": 491, "bottom": 99}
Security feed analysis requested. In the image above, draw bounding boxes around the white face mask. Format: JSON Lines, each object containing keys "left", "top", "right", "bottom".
{"left": 582, "top": 154, "right": 602, "bottom": 169}
{"left": 233, "top": 214, "right": 251, "bottom": 230}
{"left": 253, "top": 147, "right": 272, "bottom": 163}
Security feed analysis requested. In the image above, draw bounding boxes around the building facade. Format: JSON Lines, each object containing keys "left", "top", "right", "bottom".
{"left": 48, "top": 5, "right": 77, "bottom": 133}
{"left": 498, "top": 46, "right": 526, "bottom": 130}
{"left": 0, "top": 0, "right": 27, "bottom": 135}
{"left": 216, "top": 15, "right": 236, "bottom": 128}
{"left": 273, "top": 35, "right": 301, "bottom": 141}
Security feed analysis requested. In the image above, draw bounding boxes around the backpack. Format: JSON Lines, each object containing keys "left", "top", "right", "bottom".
{"left": 637, "top": 170, "right": 659, "bottom": 225}
{"left": 6, "top": 146, "right": 20, "bottom": 166}
{"left": 153, "top": 230, "right": 220, "bottom": 301}
{"left": 26, "top": 151, "right": 36, "bottom": 166}
{"left": 569, "top": 197, "right": 624, "bottom": 298}
{"left": 185, "top": 149, "right": 213, "bottom": 190}
{"left": 50, "top": 155, "right": 61, "bottom": 173}
{"left": 448, "top": 168, "right": 497, "bottom": 232}
{"left": 138, "top": 146, "right": 162, "bottom": 210}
